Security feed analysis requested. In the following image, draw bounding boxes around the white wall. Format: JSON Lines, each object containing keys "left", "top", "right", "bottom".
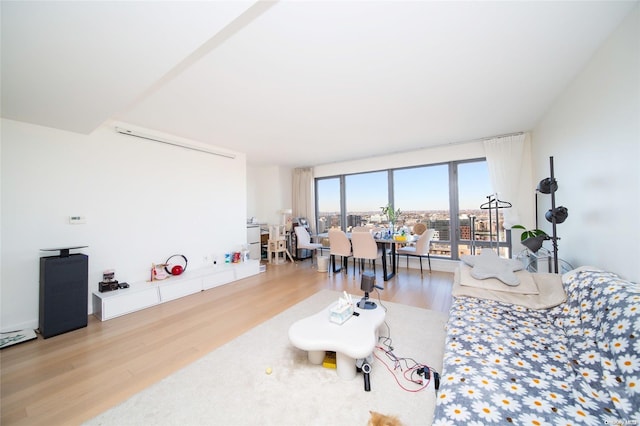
{"left": 1, "top": 119, "right": 247, "bottom": 331}
{"left": 532, "top": 5, "right": 639, "bottom": 282}
{"left": 247, "top": 165, "right": 292, "bottom": 225}
{"left": 315, "top": 141, "right": 486, "bottom": 178}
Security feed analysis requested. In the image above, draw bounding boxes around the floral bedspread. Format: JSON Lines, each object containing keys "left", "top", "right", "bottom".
{"left": 433, "top": 268, "right": 639, "bottom": 425}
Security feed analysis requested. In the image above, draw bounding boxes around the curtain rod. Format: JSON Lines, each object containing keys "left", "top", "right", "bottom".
{"left": 316, "top": 131, "right": 526, "bottom": 167}
{"left": 411, "top": 131, "right": 527, "bottom": 152}
{"left": 441, "top": 131, "right": 525, "bottom": 148}
{"left": 481, "top": 131, "right": 525, "bottom": 141}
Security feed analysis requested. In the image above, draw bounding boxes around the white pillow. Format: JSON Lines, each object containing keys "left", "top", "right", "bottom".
{"left": 457, "top": 263, "right": 539, "bottom": 295}
{"left": 461, "top": 250, "right": 524, "bottom": 286}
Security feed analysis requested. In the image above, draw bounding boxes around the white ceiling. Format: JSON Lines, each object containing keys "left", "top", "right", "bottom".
{"left": 2, "top": 1, "right": 636, "bottom": 167}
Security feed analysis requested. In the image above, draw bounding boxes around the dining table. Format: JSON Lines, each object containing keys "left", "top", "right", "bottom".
{"left": 316, "top": 231, "right": 417, "bottom": 281}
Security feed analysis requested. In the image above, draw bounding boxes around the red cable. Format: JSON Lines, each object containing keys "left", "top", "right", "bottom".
{"left": 373, "top": 347, "right": 431, "bottom": 392}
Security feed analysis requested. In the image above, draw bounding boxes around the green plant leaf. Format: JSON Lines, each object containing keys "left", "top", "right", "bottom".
{"left": 513, "top": 225, "right": 548, "bottom": 241}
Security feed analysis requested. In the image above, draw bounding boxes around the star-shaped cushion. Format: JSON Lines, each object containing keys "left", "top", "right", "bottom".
{"left": 460, "top": 250, "right": 524, "bottom": 286}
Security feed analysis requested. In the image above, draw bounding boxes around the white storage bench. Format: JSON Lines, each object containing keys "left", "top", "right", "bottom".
{"left": 92, "top": 260, "right": 260, "bottom": 321}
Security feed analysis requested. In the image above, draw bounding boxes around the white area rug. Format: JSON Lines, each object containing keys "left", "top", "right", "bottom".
{"left": 85, "top": 290, "right": 448, "bottom": 426}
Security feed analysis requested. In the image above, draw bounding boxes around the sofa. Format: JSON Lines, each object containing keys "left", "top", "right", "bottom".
{"left": 432, "top": 265, "right": 639, "bottom": 425}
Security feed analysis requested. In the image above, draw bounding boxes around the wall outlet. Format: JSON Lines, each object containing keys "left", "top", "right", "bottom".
{"left": 69, "top": 216, "right": 86, "bottom": 224}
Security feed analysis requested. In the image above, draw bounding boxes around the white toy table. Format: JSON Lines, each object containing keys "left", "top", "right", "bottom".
{"left": 288, "top": 299, "right": 386, "bottom": 380}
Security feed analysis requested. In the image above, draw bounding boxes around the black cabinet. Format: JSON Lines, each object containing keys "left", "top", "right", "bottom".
{"left": 39, "top": 253, "right": 88, "bottom": 338}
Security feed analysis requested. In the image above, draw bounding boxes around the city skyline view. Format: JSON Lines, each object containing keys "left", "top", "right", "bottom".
{"left": 316, "top": 207, "right": 509, "bottom": 259}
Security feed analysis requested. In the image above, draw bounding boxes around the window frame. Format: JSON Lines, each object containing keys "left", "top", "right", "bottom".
{"left": 314, "top": 158, "right": 511, "bottom": 260}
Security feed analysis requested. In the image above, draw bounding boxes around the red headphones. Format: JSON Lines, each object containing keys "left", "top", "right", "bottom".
{"left": 164, "top": 254, "right": 188, "bottom": 276}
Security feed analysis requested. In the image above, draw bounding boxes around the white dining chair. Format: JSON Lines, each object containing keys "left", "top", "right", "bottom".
{"left": 396, "top": 228, "right": 435, "bottom": 276}
{"left": 294, "top": 226, "right": 323, "bottom": 265}
{"left": 352, "top": 226, "right": 371, "bottom": 233}
{"left": 351, "top": 230, "right": 383, "bottom": 275}
{"left": 328, "top": 228, "right": 353, "bottom": 274}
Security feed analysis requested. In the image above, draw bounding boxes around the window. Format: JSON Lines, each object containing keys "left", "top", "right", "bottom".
{"left": 315, "top": 158, "right": 511, "bottom": 260}
{"left": 316, "top": 177, "right": 341, "bottom": 233}
{"left": 393, "top": 165, "right": 451, "bottom": 256}
{"left": 345, "top": 171, "right": 388, "bottom": 231}
{"left": 457, "top": 161, "right": 510, "bottom": 257}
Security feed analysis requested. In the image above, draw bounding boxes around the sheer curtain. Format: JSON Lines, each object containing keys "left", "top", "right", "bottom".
{"left": 292, "top": 168, "right": 316, "bottom": 232}
{"left": 483, "top": 133, "right": 528, "bottom": 228}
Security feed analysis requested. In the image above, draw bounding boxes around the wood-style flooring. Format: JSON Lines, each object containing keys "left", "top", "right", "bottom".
{"left": 1, "top": 260, "right": 453, "bottom": 426}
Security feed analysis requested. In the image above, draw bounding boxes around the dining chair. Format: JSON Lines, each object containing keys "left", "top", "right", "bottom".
{"left": 351, "top": 230, "right": 383, "bottom": 275}
{"left": 328, "top": 229, "right": 353, "bottom": 273}
{"left": 294, "top": 226, "right": 323, "bottom": 265}
{"left": 396, "top": 228, "right": 435, "bottom": 276}
{"left": 351, "top": 227, "right": 374, "bottom": 274}
{"left": 412, "top": 222, "right": 427, "bottom": 235}
{"left": 401, "top": 222, "right": 426, "bottom": 252}
{"left": 351, "top": 226, "right": 369, "bottom": 232}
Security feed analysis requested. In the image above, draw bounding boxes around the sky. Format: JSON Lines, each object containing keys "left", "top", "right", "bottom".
{"left": 317, "top": 161, "right": 493, "bottom": 212}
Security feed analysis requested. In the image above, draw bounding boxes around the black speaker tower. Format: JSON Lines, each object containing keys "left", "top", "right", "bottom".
{"left": 39, "top": 246, "right": 88, "bottom": 338}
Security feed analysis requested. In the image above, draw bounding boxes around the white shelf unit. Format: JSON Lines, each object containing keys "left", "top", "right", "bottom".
{"left": 92, "top": 260, "right": 260, "bottom": 321}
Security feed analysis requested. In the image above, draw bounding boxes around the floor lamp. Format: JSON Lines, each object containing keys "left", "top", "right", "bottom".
{"left": 537, "top": 156, "right": 569, "bottom": 273}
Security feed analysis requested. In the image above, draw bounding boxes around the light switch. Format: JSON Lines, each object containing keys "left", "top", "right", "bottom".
{"left": 69, "top": 216, "right": 86, "bottom": 224}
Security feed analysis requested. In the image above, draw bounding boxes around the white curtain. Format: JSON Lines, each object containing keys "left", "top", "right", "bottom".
{"left": 483, "top": 133, "right": 528, "bottom": 228}
{"left": 292, "top": 168, "right": 316, "bottom": 232}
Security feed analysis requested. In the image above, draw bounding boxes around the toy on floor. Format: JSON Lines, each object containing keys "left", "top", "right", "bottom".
{"left": 367, "top": 410, "right": 403, "bottom": 426}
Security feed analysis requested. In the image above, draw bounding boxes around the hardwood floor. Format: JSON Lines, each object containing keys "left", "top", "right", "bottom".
{"left": 0, "top": 261, "right": 453, "bottom": 426}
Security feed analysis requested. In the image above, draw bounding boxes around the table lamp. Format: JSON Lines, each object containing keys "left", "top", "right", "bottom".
{"left": 357, "top": 272, "right": 377, "bottom": 310}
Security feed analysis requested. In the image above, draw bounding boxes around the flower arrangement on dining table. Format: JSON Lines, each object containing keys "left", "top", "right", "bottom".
{"left": 380, "top": 204, "right": 401, "bottom": 224}
{"left": 380, "top": 204, "right": 405, "bottom": 239}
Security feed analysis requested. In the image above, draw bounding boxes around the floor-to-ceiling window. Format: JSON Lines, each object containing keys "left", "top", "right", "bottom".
{"left": 315, "top": 177, "right": 342, "bottom": 233}
{"left": 315, "top": 158, "right": 510, "bottom": 260}
{"left": 393, "top": 164, "right": 451, "bottom": 256}
{"left": 457, "top": 160, "right": 510, "bottom": 258}
{"left": 344, "top": 171, "right": 388, "bottom": 231}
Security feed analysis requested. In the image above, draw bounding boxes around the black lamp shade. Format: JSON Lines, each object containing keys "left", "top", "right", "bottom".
{"left": 537, "top": 178, "right": 558, "bottom": 194}
{"left": 361, "top": 272, "right": 375, "bottom": 292}
{"left": 545, "top": 206, "right": 569, "bottom": 224}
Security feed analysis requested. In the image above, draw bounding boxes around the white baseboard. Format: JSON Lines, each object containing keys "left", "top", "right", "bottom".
{"left": 394, "top": 256, "right": 459, "bottom": 273}
{"left": 2, "top": 319, "right": 38, "bottom": 334}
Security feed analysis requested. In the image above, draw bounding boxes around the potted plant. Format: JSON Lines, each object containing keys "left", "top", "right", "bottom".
{"left": 380, "top": 204, "right": 401, "bottom": 232}
{"left": 512, "top": 225, "right": 549, "bottom": 253}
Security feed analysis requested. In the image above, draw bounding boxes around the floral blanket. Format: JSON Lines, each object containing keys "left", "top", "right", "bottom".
{"left": 433, "top": 267, "right": 639, "bottom": 425}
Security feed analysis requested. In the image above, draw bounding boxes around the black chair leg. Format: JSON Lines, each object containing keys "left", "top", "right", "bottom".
{"left": 427, "top": 253, "right": 431, "bottom": 272}
{"left": 331, "top": 255, "right": 346, "bottom": 273}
